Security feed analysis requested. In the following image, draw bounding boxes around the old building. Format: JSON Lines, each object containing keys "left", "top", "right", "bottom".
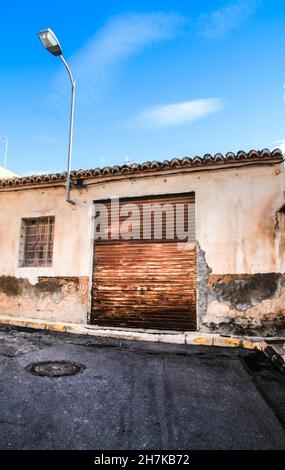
{"left": 0, "top": 148, "right": 284, "bottom": 336}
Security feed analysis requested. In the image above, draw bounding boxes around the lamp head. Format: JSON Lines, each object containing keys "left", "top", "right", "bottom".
{"left": 38, "top": 28, "right": 62, "bottom": 56}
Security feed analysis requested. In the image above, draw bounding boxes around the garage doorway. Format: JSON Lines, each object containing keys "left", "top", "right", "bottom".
{"left": 91, "top": 193, "right": 196, "bottom": 330}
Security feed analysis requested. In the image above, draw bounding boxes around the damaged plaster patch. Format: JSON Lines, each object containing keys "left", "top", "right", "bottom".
{"left": 209, "top": 273, "right": 285, "bottom": 311}
{"left": 0, "top": 276, "right": 28, "bottom": 296}
{"left": 0, "top": 276, "right": 82, "bottom": 298}
{"left": 35, "top": 278, "right": 63, "bottom": 293}
{"left": 196, "top": 242, "right": 212, "bottom": 329}
{"left": 0, "top": 276, "right": 89, "bottom": 322}
{"left": 204, "top": 273, "right": 285, "bottom": 336}
{"left": 0, "top": 276, "right": 64, "bottom": 297}
{"left": 195, "top": 252, "right": 285, "bottom": 336}
{"left": 204, "top": 295, "right": 285, "bottom": 336}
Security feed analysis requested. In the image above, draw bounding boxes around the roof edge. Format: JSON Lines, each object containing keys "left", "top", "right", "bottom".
{"left": 0, "top": 148, "right": 283, "bottom": 189}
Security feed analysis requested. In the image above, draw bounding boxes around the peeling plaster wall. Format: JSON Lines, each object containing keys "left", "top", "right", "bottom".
{"left": 202, "top": 273, "right": 285, "bottom": 336}
{"left": 0, "top": 276, "right": 89, "bottom": 323}
{"left": 0, "top": 163, "right": 284, "bottom": 330}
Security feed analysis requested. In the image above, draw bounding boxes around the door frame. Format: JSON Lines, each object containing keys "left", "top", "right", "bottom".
{"left": 88, "top": 191, "right": 197, "bottom": 330}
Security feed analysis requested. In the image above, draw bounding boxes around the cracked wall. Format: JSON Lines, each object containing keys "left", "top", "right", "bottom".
{"left": 196, "top": 252, "right": 285, "bottom": 336}
{"left": 196, "top": 242, "right": 212, "bottom": 329}
{"left": 0, "top": 276, "right": 89, "bottom": 323}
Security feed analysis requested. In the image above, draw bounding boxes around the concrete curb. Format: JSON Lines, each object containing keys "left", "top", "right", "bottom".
{"left": 0, "top": 314, "right": 269, "bottom": 351}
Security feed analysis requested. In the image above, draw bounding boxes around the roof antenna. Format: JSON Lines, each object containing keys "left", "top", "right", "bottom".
{"left": 0, "top": 134, "right": 8, "bottom": 168}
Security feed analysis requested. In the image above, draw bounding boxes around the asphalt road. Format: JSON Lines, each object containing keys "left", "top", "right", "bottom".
{"left": 0, "top": 325, "right": 285, "bottom": 450}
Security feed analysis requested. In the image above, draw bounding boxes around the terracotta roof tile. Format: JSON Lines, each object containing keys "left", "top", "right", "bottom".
{"left": 0, "top": 148, "right": 282, "bottom": 188}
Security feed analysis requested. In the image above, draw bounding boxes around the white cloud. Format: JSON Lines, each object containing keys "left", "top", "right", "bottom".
{"left": 135, "top": 98, "right": 225, "bottom": 128}
{"left": 197, "top": 1, "right": 261, "bottom": 38}
{"left": 53, "top": 12, "right": 186, "bottom": 104}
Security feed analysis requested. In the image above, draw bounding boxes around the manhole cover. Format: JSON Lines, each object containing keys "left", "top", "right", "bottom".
{"left": 25, "top": 360, "right": 85, "bottom": 377}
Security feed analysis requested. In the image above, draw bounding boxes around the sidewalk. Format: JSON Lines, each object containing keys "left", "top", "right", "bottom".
{"left": 0, "top": 314, "right": 270, "bottom": 351}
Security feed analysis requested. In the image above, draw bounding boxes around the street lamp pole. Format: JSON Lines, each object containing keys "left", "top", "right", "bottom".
{"left": 38, "top": 28, "right": 75, "bottom": 204}
{"left": 59, "top": 55, "right": 75, "bottom": 203}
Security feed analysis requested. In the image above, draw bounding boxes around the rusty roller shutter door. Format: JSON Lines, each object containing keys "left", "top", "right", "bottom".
{"left": 91, "top": 193, "right": 196, "bottom": 330}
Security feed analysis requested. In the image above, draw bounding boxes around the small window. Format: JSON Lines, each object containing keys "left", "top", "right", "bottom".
{"left": 19, "top": 217, "right": 55, "bottom": 267}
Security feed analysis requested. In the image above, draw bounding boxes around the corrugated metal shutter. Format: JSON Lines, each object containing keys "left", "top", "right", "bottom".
{"left": 91, "top": 193, "right": 196, "bottom": 330}
{"left": 94, "top": 194, "right": 195, "bottom": 243}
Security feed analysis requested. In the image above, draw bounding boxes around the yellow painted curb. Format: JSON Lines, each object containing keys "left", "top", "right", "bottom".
{"left": 45, "top": 324, "right": 67, "bottom": 333}
{"left": 0, "top": 316, "right": 264, "bottom": 351}
{"left": 242, "top": 339, "right": 258, "bottom": 350}
{"left": 192, "top": 336, "right": 213, "bottom": 346}
{"left": 4, "top": 319, "right": 27, "bottom": 328}
{"left": 213, "top": 337, "right": 242, "bottom": 348}
{"left": 26, "top": 321, "right": 45, "bottom": 330}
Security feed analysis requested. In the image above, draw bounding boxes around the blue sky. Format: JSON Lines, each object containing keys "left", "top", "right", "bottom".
{"left": 1, "top": 0, "right": 285, "bottom": 175}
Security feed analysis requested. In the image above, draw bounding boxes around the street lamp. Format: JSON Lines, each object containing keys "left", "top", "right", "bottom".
{"left": 38, "top": 28, "right": 75, "bottom": 204}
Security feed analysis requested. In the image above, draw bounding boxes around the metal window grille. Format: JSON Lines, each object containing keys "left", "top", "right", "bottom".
{"left": 19, "top": 217, "right": 55, "bottom": 267}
